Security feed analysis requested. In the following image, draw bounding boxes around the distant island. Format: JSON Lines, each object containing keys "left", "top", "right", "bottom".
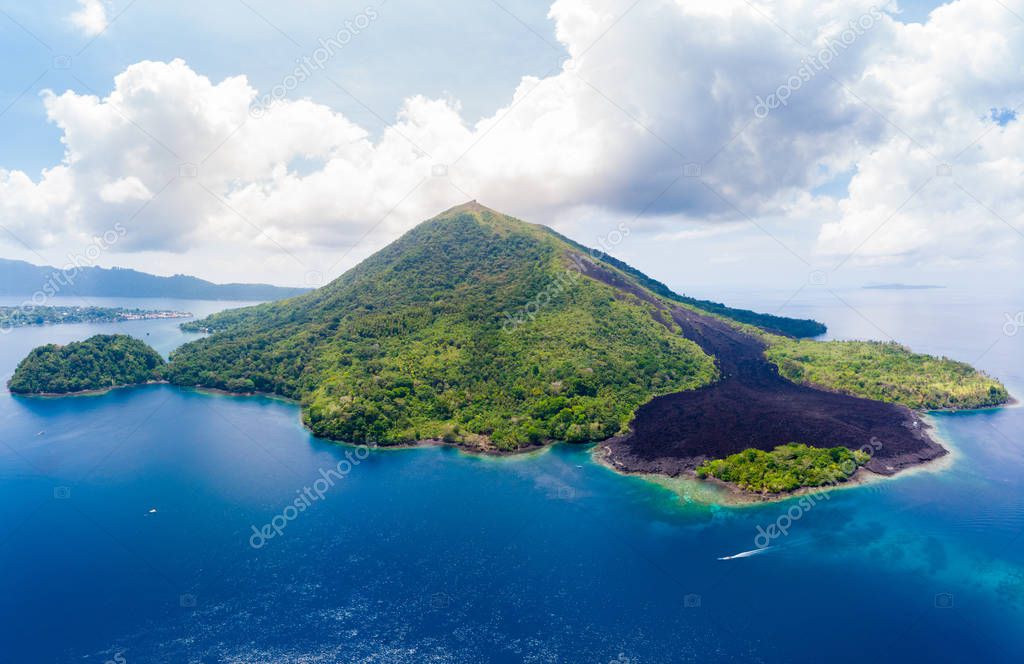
{"left": 863, "top": 283, "right": 945, "bottom": 290}
{"left": 8, "top": 334, "right": 165, "bottom": 395}
{"left": 0, "top": 306, "right": 190, "bottom": 331}
{"left": 8, "top": 203, "right": 1011, "bottom": 499}
{"left": 0, "top": 258, "right": 309, "bottom": 301}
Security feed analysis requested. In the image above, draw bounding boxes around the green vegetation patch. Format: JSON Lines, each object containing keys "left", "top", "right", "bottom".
{"left": 696, "top": 443, "right": 870, "bottom": 493}
{"left": 765, "top": 338, "right": 1009, "bottom": 410}
{"left": 8, "top": 334, "right": 166, "bottom": 395}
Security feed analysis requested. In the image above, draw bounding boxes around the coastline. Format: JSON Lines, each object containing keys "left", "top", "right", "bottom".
{"left": 590, "top": 408, "right": 972, "bottom": 506}
{"left": 925, "top": 394, "right": 1019, "bottom": 412}
{"left": 8, "top": 379, "right": 995, "bottom": 505}
{"left": 920, "top": 393, "right": 1017, "bottom": 413}
{"left": 894, "top": 412, "right": 960, "bottom": 477}
{"left": 590, "top": 441, "right": 948, "bottom": 507}
{"left": 363, "top": 437, "right": 555, "bottom": 462}
{"left": 183, "top": 385, "right": 300, "bottom": 405}
{"left": 175, "top": 385, "right": 553, "bottom": 459}
{"left": 7, "top": 380, "right": 169, "bottom": 398}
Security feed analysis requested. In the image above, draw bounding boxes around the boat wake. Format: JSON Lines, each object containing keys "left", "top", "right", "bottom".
{"left": 717, "top": 546, "right": 772, "bottom": 560}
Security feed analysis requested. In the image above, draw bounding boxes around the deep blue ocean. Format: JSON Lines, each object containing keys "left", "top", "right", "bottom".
{"left": 1, "top": 290, "right": 1021, "bottom": 663}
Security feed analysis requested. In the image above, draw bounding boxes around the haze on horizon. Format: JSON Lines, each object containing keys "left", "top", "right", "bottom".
{"left": 0, "top": 0, "right": 1020, "bottom": 296}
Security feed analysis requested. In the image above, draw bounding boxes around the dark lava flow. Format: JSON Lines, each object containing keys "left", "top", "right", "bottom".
{"left": 603, "top": 305, "right": 946, "bottom": 477}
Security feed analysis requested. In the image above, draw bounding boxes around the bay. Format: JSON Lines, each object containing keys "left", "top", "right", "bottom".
{"left": 1, "top": 290, "right": 1021, "bottom": 663}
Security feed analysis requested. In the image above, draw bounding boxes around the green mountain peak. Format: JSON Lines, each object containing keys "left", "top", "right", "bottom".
{"left": 435, "top": 200, "right": 491, "bottom": 217}
{"left": 164, "top": 204, "right": 821, "bottom": 449}
{"left": 423, "top": 200, "right": 552, "bottom": 240}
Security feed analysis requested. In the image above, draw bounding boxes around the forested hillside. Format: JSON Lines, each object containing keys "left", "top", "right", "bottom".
{"left": 167, "top": 203, "right": 722, "bottom": 448}
{"left": 8, "top": 335, "right": 165, "bottom": 394}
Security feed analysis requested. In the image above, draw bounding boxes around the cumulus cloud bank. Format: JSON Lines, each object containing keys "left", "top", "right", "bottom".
{"left": 6, "top": 0, "right": 1022, "bottom": 273}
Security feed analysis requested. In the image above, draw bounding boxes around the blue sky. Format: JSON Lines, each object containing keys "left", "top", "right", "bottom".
{"left": 0, "top": 0, "right": 1019, "bottom": 298}
{"left": 0, "top": 1, "right": 564, "bottom": 173}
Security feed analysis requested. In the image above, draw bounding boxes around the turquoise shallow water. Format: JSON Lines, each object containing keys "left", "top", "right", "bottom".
{"left": 0, "top": 291, "right": 1022, "bottom": 663}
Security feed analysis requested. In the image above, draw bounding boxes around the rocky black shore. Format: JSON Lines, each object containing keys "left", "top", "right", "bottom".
{"left": 602, "top": 305, "right": 947, "bottom": 477}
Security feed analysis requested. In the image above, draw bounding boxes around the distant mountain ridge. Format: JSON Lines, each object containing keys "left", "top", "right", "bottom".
{"left": 0, "top": 258, "right": 309, "bottom": 301}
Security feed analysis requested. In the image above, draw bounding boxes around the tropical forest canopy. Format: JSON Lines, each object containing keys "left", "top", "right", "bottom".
{"left": 696, "top": 443, "right": 871, "bottom": 494}
{"left": 8, "top": 334, "right": 166, "bottom": 394}
{"left": 765, "top": 338, "right": 1008, "bottom": 410}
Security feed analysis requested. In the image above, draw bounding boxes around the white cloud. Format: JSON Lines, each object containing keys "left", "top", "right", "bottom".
{"left": 99, "top": 176, "right": 152, "bottom": 203}
{"left": 69, "top": 0, "right": 109, "bottom": 37}
{"left": 815, "top": 0, "right": 1024, "bottom": 266}
{"left": 3, "top": 0, "right": 1022, "bottom": 282}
